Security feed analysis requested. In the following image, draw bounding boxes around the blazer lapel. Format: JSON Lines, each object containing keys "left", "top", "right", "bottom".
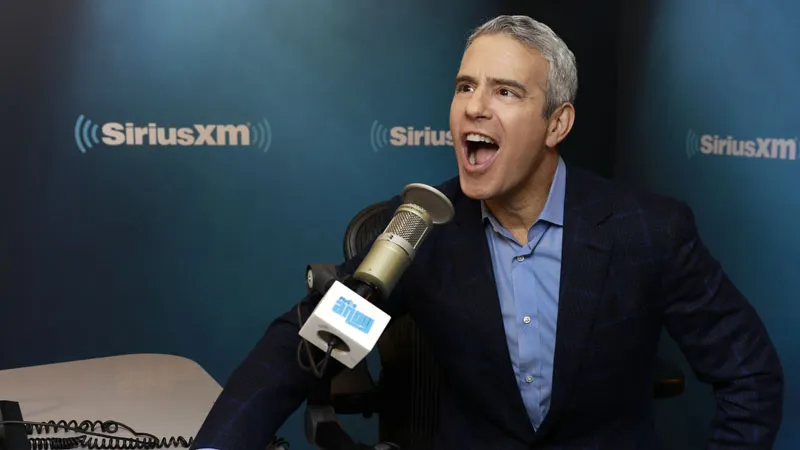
{"left": 437, "top": 168, "right": 614, "bottom": 442}
{"left": 542, "top": 168, "right": 614, "bottom": 431}
{"left": 443, "top": 193, "right": 537, "bottom": 443}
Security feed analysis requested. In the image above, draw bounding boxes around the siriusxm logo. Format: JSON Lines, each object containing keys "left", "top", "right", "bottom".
{"left": 685, "top": 129, "right": 798, "bottom": 161}
{"left": 370, "top": 120, "right": 453, "bottom": 152}
{"left": 73, "top": 115, "right": 272, "bottom": 153}
{"left": 332, "top": 296, "right": 374, "bottom": 334}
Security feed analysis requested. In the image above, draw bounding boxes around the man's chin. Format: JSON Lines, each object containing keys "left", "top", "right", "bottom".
{"left": 458, "top": 177, "right": 495, "bottom": 201}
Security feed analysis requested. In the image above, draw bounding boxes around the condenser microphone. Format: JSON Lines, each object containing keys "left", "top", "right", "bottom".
{"left": 352, "top": 183, "right": 455, "bottom": 299}
{"left": 298, "top": 183, "right": 454, "bottom": 370}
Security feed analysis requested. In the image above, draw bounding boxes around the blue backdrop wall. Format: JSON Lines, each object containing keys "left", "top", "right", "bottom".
{"left": 12, "top": 1, "right": 797, "bottom": 449}
{"left": 0, "top": 1, "right": 619, "bottom": 447}
{"left": 617, "top": 0, "right": 798, "bottom": 449}
{"left": 4, "top": 0, "right": 797, "bottom": 448}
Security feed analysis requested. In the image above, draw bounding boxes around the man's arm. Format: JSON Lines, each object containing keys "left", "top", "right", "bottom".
{"left": 660, "top": 200, "right": 783, "bottom": 449}
{"left": 190, "top": 275, "right": 347, "bottom": 450}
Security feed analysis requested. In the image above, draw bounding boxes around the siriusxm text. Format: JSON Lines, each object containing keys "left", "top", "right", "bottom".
{"left": 700, "top": 135, "right": 797, "bottom": 160}
{"left": 390, "top": 127, "right": 453, "bottom": 147}
{"left": 101, "top": 122, "right": 251, "bottom": 146}
{"left": 332, "top": 297, "right": 374, "bottom": 334}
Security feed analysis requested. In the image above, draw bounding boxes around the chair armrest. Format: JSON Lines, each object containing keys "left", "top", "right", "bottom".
{"left": 653, "top": 358, "right": 686, "bottom": 399}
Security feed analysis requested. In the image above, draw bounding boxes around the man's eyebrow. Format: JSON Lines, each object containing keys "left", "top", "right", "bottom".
{"left": 455, "top": 74, "right": 476, "bottom": 86}
{"left": 455, "top": 74, "right": 528, "bottom": 94}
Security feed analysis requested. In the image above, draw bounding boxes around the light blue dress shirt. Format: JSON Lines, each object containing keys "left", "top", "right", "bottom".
{"left": 481, "top": 156, "right": 565, "bottom": 431}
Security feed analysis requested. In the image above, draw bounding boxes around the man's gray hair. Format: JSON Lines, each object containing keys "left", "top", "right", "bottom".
{"left": 466, "top": 15, "right": 578, "bottom": 118}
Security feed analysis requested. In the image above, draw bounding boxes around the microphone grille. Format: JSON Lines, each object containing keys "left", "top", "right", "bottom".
{"left": 384, "top": 205, "right": 431, "bottom": 250}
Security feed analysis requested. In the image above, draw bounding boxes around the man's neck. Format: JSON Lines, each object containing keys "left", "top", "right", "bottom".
{"left": 485, "top": 153, "right": 559, "bottom": 242}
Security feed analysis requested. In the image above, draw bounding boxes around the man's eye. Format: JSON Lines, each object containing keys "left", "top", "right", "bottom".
{"left": 457, "top": 84, "right": 474, "bottom": 93}
{"left": 499, "top": 88, "right": 516, "bottom": 97}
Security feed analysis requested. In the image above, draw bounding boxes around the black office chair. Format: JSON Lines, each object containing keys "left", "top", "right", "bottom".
{"left": 325, "top": 200, "right": 687, "bottom": 449}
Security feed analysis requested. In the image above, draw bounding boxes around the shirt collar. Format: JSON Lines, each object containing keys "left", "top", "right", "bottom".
{"left": 480, "top": 156, "right": 566, "bottom": 227}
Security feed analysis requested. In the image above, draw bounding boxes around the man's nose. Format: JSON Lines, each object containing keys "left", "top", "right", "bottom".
{"left": 465, "top": 89, "right": 491, "bottom": 120}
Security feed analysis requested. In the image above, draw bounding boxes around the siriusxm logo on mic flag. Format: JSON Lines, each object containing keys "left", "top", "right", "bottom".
{"left": 332, "top": 296, "right": 374, "bottom": 334}
{"left": 685, "top": 129, "right": 798, "bottom": 161}
{"left": 298, "top": 280, "right": 391, "bottom": 369}
{"left": 370, "top": 120, "right": 453, "bottom": 152}
{"left": 73, "top": 115, "right": 272, "bottom": 153}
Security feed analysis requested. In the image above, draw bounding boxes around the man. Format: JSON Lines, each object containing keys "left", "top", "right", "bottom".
{"left": 192, "top": 15, "right": 783, "bottom": 449}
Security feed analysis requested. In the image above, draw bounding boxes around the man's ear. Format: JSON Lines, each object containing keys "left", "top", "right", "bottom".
{"left": 545, "top": 103, "right": 575, "bottom": 148}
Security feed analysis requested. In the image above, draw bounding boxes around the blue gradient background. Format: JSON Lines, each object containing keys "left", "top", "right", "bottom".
{"left": 617, "top": 0, "right": 799, "bottom": 448}
{"left": 0, "top": 0, "right": 620, "bottom": 447}
{"left": 11, "top": 0, "right": 796, "bottom": 448}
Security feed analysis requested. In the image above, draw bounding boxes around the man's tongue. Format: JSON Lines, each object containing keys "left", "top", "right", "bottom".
{"left": 473, "top": 146, "right": 497, "bottom": 165}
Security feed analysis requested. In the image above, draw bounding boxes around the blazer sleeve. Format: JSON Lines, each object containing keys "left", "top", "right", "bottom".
{"left": 190, "top": 196, "right": 406, "bottom": 450}
{"left": 660, "top": 200, "right": 784, "bottom": 449}
{"left": 190, "top": 288, "right": 339, "bottom": 450}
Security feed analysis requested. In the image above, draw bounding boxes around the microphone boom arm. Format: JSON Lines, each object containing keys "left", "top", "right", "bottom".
{"left": 297, "top": 182, "right": 454, "bottom": 450}
{"left": 302, "top": 263, "right": 401, "bottom": 450}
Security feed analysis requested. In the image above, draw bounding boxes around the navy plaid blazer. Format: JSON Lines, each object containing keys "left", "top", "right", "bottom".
{"left": 192, "top": 165, "right": 783, "bottom": 449}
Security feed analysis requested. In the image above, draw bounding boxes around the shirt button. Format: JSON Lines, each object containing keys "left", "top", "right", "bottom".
{"left": 523, "top": 316, "right": 531, "bottom": 324}
{"left": 525, "top": 375, "right": 534, "bottom": 383}
{"left": 516, "top": 256, "right": 525, "bottom": 262}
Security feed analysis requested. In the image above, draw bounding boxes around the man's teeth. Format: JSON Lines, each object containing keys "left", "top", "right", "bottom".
{"left": 465, "top": 133, "right": 496, "bottom": 145}
{"left": 466, "top": 133, "right": 496, "bottom": 165}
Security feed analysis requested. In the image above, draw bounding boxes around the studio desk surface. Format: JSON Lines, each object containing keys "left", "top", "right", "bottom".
{"left": 0, "top": 353, "right": 222, "bottom": 445}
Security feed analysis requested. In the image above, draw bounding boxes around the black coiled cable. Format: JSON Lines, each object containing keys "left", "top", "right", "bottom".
{"left": 24, "top": 420, "right": 116, "bottom": 435}
{"left": 1, "top": 419, "right": 193, "bottom": 449}
{"left": 83, "top": 435, "right": 193, "bottom": 449}
{"left": 29, "top": 436, "right": 86, "bottom": 450}
{"left": 5, "top": 418, "right": 289, "bottom": 449}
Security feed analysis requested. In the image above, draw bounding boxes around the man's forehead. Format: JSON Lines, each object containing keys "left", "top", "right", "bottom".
{"left": 458, "top": 36, "right": 546, "bottom": 77}
{"left": 457, "top": 52, "right": 546, "bottom": 88}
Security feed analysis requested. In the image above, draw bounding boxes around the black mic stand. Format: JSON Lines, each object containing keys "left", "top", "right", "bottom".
{"left": 301, "top": 264, "right": 401, "bottom": 450}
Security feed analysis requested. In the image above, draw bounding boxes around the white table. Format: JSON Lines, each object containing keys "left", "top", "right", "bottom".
{"left": 0, "top": 353, "right": 222, "bottom": 445}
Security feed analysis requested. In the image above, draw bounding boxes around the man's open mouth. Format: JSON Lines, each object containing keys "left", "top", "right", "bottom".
{"left": 464, "top": 132, "right": 500, "bottom": 166}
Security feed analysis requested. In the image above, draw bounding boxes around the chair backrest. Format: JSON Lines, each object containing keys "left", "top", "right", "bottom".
{"left": 343, "top": 200, "right": 393, "bottom": 261}
{"left": 343, "top": 201, "right": 441, "bottom": 450}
